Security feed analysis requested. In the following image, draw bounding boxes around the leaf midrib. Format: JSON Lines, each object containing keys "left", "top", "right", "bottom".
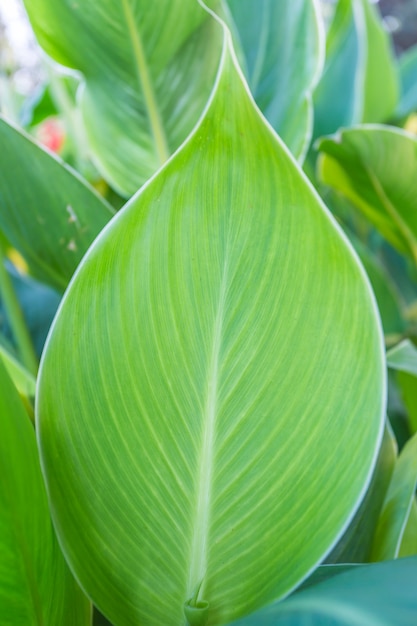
{"left": 120, "top": 0, "right": 170, "bottom": 165}
{"left": 187, "top": 259, "right": 229, "bottom": 602}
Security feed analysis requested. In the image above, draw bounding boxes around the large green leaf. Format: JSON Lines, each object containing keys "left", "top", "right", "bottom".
{"left": 317, "top": 125, "right": 417, "bottom": 263}
{"left": 23, "top": 0, "right": 226, "bottom": 196}
{"left": 37, "top": 13, "right": 385, "bottom": 626}
{"left": 226, "top": 0, "right": 324, "bottom": 161}
{"left": 313, "top": 0, "right": 398, "bottom": 140}
{"left": 371, "top": 431, "right": 417, "bottom": 561}
{"left": 0, "top": 117, "right": 114, "bottom": 291}
{"left": 0, "top": 358, "right": 90, "bottom": 624}
{"left": 231, "top": 557, "right": 417, "bottom": 625}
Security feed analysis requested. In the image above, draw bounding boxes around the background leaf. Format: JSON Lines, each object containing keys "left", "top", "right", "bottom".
{"left": 0, "top": 344, "right": 36, "bottom": 410}
{"left": 359, "top": 0, "right": 398, "bottom": 124}
{"left": 313, "top": 0, "right": 398, "bottom": 140}
{"left": 22, "top": 0, "right": 226, "bottom": 196}
{"left": 37, "top": 17, "right": 385, "bottom": 626}
{"left": 230, "top": 557, "right": 417, "bottom": 625}
{"left": 325, "top": 423, "right": 396, "bottom": 564}
{"left": 399, "top": 498, "right": 417, "bottom": 557}
{"left": 395, "top": 44, "right": 417, "bottom": 120}
{"left": 387, "top": 339, "right": 417, "bottom": 377}
{"left": 0, "top": 117, "right": 114, "bottom": 291}
{"left": 0, "top": 357, "right": 90, "bottom": 625}
{"left": 317, "top": 126, "right": 417, "bottom": 264}
{"left": 226, "top": 0, "right": 324, "bottom": 160}
{"left": 371, "top": 431, "right": 417, "bottom": 561}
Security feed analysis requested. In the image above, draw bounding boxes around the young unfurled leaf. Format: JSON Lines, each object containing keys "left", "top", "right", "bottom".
{"left": 37, "top": 11, "right": 385, "bottom": 626}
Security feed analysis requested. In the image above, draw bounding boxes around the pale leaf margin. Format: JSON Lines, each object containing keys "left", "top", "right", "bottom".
{"left": 36, "top": 1, "right": 386, "bottom": 621}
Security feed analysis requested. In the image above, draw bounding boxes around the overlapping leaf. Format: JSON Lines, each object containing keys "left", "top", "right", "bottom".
{"left": 318, "top": 126, "right": 417, "bottom": 263}
{"left": 371, "top": 431, "right": 417, "bottom": 561}
{"left": 0, "top": 357, "right": 90, "bottom": 625}
{"left": 325, "top": 423, "right": 396, "bottom": 564}
{"left": 396, "top": 45, "right": 417, "bottom": 120}
{"left": 0, "top": 117, "right": 114, "bottom": 291}
{"left": 387, "top": 340, "right": 417, "bottom": 377}
{"left": 226, "top": 0, "right": 324, "bottom": 160}
{"left": 231, "top": 557, "right": 417, "bottom": 626}
{"left": 313, "top": 0, "right": 398, "bottom": 140}
{"left": 37, "top": 12, "right": 385, "bottom": 626}
{"left": 23, "top": 0, "right": 226, "bottom": 196}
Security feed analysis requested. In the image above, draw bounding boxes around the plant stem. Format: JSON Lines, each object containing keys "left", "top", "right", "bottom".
{"left": 0, "top": 244, "right": 38, "bottom": 376}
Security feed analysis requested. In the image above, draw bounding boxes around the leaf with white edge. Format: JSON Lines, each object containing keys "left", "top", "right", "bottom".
{"left": 37, "top": 11, "right": 385, "bottom": 626}
{"left": 371, "top": 431, "right": 417, "bottom": 561}
{"left": 313, "top": 0, "right": 398, "bottom": 140}
{"left": 317, "top": 125, "right": 417, "bottom": 263}
{"left": 313, "top": 0, "right": 363, "bottom": 139}
{"left": 396, "top": 45, "right": 417, "bottom": 120}
{"left": 226, "top": 0, "right": 325, "bottom": 161}
{"left": 23, "top": 0, "right": 226, "bottom": 196}
{"left": 0, "top": 117, "right": 114, "bottom": 291}
{"left": 0, "top": 357, "right": 90, "bottom": 625}
{"left": 387, "top": 340, "right": 417, "bottom": 377}
{"left": 297, "top": 564, "right": 358, "bottom": 592}
{"left": 230, "top": 557, "right": 417, "bottom": 626}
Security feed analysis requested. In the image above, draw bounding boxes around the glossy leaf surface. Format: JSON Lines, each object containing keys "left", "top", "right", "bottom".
{"left": 0, "top": 358, "right": 90, "bottom": 625}
{"left": 227, "top": 0, "right": 324, "bottom": 160}
{"left": 23, "top": 0, "right": 224, "bottom": 196}
{"left": 318, "top": 126, "right": 417, "bottom": 263}
{"left": 231, "top": 557, "right": 417, "bottom": 625}
{"left": 37, "top": 16, "right": 385, "bottom": 626}
{"left": 371, "top": 431, "right": 417, "bottom": 561}
{"left": 0, "top": 117, "right": 114, "bottom": 291}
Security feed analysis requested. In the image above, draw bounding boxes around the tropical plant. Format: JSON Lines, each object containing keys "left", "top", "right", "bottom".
{"left": 1, "top": 1, "right": 417, "bottom": 625}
